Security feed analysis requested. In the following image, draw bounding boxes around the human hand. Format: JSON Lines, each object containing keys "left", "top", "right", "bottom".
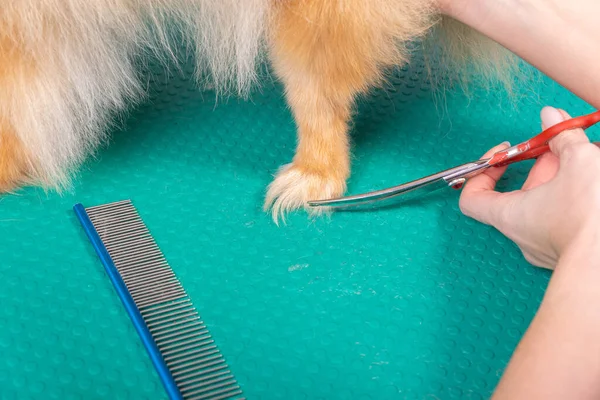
{"left": 459, "top": 106, "right": 600, "bottom": 269}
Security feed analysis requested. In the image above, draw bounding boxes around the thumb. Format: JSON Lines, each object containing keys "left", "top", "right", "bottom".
{"left": 541, "top": 107, "right": 589, "bottom": 157}
{"left": 459, "top": 141, "right": 514, "bottom": 227}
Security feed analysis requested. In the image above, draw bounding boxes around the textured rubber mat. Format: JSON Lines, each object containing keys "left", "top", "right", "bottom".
{"left": 0, "top": 53, "right": 597, "bottom": 400}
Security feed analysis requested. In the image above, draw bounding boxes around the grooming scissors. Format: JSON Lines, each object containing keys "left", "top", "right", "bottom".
{"left": 308, "top": 110, "right": 600, "bottom": 208}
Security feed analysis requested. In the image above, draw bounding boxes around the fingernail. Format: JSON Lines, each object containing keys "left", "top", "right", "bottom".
{"left": 541, "top": 106, "right": 565, "bottom": 128}
{"left": 500, "top": 141, "right": 511, "bottom": 147}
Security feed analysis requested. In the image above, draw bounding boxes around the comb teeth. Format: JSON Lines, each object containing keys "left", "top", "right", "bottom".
{"left": 80, "top": 200, "right": 243, "bottom": 400}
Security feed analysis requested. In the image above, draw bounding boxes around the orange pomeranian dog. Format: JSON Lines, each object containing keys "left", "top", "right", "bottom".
{"left": 0, "top": 1, "right": 517, "bottom": 222}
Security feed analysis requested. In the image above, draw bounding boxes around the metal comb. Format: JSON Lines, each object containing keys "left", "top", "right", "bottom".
{"left": 74, "top": 200, "right": 244, "bottom": 400}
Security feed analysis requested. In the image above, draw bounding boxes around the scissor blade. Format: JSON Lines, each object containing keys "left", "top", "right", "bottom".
{"left": 307, "top": 176, "right": 448, "bottom": 208}
{"left": 307, "top": 161, "right": 486, "bottom": 208}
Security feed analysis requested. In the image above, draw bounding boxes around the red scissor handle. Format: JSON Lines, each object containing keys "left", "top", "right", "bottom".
{"left": 489, "top": 110, "right": 600, "bottom": 167}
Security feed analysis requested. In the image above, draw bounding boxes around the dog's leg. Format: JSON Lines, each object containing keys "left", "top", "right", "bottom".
{"left": 264, "top": 0, "right": 423, "bottom": 222}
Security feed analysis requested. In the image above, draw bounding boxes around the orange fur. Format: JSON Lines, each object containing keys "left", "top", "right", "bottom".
{"left": 264, "top": 0, "right": 437, "bottom": 221}
{"left": 0, "top": 123, "right": 30, "bottom": 192}
{"left": 0, "top": 37, "right": 31, "bottom": 191}
{"left": 0, "top": 1, "right": 518, "bottom": 223}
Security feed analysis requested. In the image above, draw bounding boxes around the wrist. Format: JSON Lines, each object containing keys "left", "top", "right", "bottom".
{"left": 562, "top": 213, "right": 600, "bottom": 264}
{"left": 544, "top": 222, "right": 600, "bottom": 307}
{"left": 492, "top": 218, "right": 600, "bottom": 400}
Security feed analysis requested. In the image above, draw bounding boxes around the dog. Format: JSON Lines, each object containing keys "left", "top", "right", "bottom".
{"left": 0, "top": 1, "right": 517, "bottom": 222}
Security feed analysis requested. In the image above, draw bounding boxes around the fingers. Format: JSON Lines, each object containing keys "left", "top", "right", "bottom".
{"left": 521, "top": 151, "right": 560, "bottom": 191}
{"left": 459, "top": 141, "right": 512, "bottom": 226}
{"left": 461, "top": 106, "right": 587, "bottom": 233}
{"left": 459, "top": 188, "right": 516, "bottom": 227}
{"left": 541, "top": 107, "right": 590, "bottom": 156}
{"left": 469, "top": 141, "right": 511, "bottom": 191}
{"left": 523, "top": 106, "right": 584, "bottom": 190}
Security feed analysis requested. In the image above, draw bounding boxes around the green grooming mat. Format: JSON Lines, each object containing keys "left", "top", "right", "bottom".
{"left": 0, "top": 52, "right": 596, "bottom": 400}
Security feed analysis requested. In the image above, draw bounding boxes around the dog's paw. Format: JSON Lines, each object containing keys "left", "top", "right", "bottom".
{"left": 264, "top": 163, "right": 347, "bottom": 224}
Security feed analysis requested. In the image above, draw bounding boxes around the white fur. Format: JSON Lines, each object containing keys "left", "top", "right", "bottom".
{"left": 0, "top": 0, "right": 270, "bottom": 188}
{"left": 264, "top": 163, "right": 346, "bottom": 224}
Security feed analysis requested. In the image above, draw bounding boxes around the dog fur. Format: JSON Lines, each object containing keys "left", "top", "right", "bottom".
{"left": 0, "top": 0, "right": 517, "bottom": 222}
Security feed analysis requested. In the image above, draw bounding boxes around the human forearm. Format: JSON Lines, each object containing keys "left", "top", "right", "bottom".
{"left": 493, "top": 230, "right": 600, "bottom": 399}
{"left": 443, "top": 0, "right": 600, "bottom": 109}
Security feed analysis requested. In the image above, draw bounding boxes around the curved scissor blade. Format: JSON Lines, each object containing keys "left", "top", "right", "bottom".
{"left": 307, "top": 159, "right": 490, "bottom": 208}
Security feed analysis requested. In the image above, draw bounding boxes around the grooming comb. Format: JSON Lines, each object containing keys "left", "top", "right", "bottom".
{"left": 74, "top": 200, "right": 244, "bottom": 400}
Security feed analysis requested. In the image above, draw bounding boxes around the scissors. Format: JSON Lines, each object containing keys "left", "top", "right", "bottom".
{"left": 308, "top": 110, "right": 600, "bottom": 208}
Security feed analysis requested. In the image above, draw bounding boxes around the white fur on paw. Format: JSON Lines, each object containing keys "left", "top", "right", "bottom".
{"left": 264, "top": 163, "right": 347, "bottom": 224}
